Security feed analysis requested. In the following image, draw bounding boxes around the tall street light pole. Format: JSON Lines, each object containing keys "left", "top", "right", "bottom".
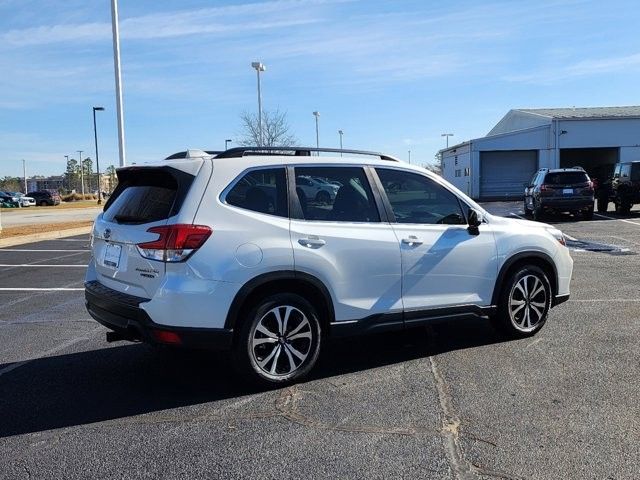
{"left": 408, "top": 150, "right": 411, "bottom": 165}
{"left": 338, "top": 130, "right": 343, "bottom": 156}
{"left": 22, "top": 159, "right": 27, "bottom": 194}
{"left": 111, "top": 0, "right": 126, "bottom": 166}
{"left": 441, "top": 133, "right": 454, "bottom": 148}
{"left": 313, "top": 111, "right": 320, "bottom": 151}
{"left": 64, "top": 155, "right": 71, "bottom": 190}
{"left": 93, "top": 106, "right": 105, "bottom": 205}
{"left": 251, "top": 62, "right": 266, "bottom": 146}
{"left": 225, "top": 139, "right": 232, "bottom": 150}
{"left": 77, "top": 150, "right": 84, "bottom": 195}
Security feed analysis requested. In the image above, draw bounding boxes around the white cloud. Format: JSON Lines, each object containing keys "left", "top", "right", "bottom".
{"left": 504, "top": 52, "right": 640, "bottom": 84}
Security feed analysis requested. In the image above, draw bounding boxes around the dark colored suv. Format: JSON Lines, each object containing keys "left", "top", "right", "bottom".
{"left": 524, "top": 167, "right": 594, "bottom": 220}
{"left": 29, "top": 190, "right": 61, "bottom": 206}
{"left": 596, "top": 161, "right": 640, "bottom": 214}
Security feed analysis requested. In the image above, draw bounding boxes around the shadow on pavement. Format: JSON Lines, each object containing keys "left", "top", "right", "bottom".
{"left": 0, "top": 317, "right": 506, "bottom": 438}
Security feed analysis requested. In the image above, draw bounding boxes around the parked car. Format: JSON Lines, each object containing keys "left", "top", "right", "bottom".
{"left": 596, "top": 161, "right": 640, "bottom": 214}
{"left": 85, "top": 146, "right": 573, "bottom": 385}
{"left": 296, "top": 175, "right": 340, "bottom": 204}
{"left": 524, "top": 167, "right": 594, "bottom": 220}
{"left": 0, "top": 192, "right": 18, "bottom": 207}
{"left": 28, "top": 190, "right": 61, "bottom": 206}
{"left": 8, "top": 192, "right": 36, "bottom": 207}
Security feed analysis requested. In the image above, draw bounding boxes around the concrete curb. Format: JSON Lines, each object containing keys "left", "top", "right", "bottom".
{"left": 0, "top": 226, "right": 92, "bottom": 248}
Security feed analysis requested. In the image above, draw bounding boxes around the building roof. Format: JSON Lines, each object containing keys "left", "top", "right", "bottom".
{"left": 516, "top": 106, "right": 640, "bottom": 119}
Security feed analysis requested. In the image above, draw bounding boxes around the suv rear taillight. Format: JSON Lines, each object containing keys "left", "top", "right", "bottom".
{"left": 136, "top": 224, "right": 212, "bottom": 262}
{"left": 540, "top": 184, "right": 550, "bottom": 191}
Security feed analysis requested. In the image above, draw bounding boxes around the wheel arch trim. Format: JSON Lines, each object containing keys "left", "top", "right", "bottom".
{"left": 224, "top": 270, "right": 335, "bottom": 330}
{"left": 491, "top": 251, "right": 558, "bottom": 306}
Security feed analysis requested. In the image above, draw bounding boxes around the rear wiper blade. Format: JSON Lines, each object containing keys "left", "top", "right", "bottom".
{"left": 113, "top": 214, "right": 147, "bottom": 224}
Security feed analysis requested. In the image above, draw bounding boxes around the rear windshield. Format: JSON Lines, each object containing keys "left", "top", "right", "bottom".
{"left": 544, "top": 172, "right": 589, "bottom": 185}
{"left": 104, "top": 169, "right": 190, "bottom": 225}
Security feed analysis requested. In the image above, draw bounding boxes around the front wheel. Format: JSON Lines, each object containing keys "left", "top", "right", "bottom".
{"left": 492, "top": 265, "right": 552, "bottom": 338}
{"left": 234, "top": 293, "right": 322, "bottom": 386}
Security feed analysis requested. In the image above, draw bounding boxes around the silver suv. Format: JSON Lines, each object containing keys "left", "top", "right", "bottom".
{"left": 86, "top": 147, "right": 573, "bottom": 385}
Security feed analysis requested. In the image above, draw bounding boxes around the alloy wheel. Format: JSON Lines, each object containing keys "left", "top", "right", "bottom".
{"left": 508, "top": 275, "right": 548, "bottom": 332}
{"left": 250, "top": 305, "right": 313, "bottom": 377}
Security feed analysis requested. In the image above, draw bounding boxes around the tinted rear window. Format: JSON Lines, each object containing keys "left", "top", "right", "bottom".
{"left": 104, "top": 169, "right": 190, "bottom": 224}
{"left": 544, "top": 172, "right": 589, "bottom": 185}
{"left": 631, "top": 164, "right": 640, "bottom": 181}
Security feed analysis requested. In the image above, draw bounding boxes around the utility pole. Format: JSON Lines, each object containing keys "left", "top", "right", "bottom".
{"left": 313, "top": 111, "right": 320, "bottom": 152}
{"left": 64, "top": 155, "right": 69, "bottom": 191}
{"left": 77, "top": 150, "right": 84, "bottom": 195}
{"left": 225, "top": 139, "right": 232, "bottom": 150}
{"left": 338, "top": 130, "right": 343, "bottom": 157}
{"left": 441, "top": 133, "right": 454, "bottom": 148}
{"left": 93, "top": 106, "right": 105, "bottom": 204}
{"left": 408, "top": 150, "right": 411, "bottom": 165}
{"left": 111, "top": 0, "right": 126, "bottom": 166}
{"left": 22, "top": 159, "right": 27, "bottom": 194}
{"left": 251, "top": 62, "right": 266, "bottom": 146}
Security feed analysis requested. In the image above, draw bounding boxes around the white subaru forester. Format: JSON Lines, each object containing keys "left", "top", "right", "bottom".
{"left": 85, "top": 147, "right": 573, "bottom": 385}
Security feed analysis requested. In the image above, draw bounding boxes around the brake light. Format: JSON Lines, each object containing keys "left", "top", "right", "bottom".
{"left": 540, "top": 184, "right": 550, "bottom": 191}
{"left": 585, "top": 181, "right": 594, "bottom": 192}
{"left": 152, "top": 329, "right": 182, "bottom": 344}
{"left": 137, "top": 224, "right": 212, "bottom": 262}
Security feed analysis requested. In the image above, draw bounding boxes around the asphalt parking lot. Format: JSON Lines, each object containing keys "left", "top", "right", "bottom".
{"left": 1, "top": 203, "right": 639, "bottom": 479}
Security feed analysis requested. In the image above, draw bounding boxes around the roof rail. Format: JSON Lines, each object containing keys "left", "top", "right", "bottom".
{"left": 213, "top": 146, "right": 400, "bottom": 162}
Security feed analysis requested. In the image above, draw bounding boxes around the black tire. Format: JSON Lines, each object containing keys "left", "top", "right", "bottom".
{"left": 491, "top": 265, "right": 551, "bottom": 338}
{"left": 315, "top": 190, "right": 331, "bottom": 204}
{"left": 39, "top": 201, "right": 47, "bottom": 207}
{"left": 583, "top": 207, "right": 594, "bottom": 220}
{"left": 620, "top": 201, "right": 631, "bottom": 215}
{"left": 596, "top": 195, "right": 608, "bottom": 213}
{"left": 523, "top": 200, "right": 533, "bottom": 217}
{"left": 233, "top": 293, "right": 322, "bottom": 386}
{"left": 532, "top": 204, "right": 543, "bottom": 221}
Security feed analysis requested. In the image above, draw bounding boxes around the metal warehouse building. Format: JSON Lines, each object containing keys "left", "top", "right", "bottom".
{"left": 441, "top": 106, "right": 640, "bottom": 200}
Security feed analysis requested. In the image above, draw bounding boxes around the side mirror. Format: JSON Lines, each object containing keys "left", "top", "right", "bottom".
{"left": 468, "top": 208, "right": 483, "bottom": 232}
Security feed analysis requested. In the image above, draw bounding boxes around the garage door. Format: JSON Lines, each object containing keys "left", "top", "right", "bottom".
{"left": 480, "top": 150, "right": 538, "bottom": 199}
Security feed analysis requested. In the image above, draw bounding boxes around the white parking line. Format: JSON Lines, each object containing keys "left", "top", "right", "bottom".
{"left": 0, "top": 288, "right": 84, "bottom": 291}
{"left": 594, "top": 213, "right": 640, "bottom": 226}
{"left": 0, "top": 264, "right": 87, "bottom": 268}
{"left": 0, "top": 249, "right": 88, "bottom": 252}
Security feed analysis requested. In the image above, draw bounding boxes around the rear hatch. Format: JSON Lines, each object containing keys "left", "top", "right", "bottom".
{"left": 541, "top": 171, "right": 593, "bottom": 199}
{"left": 92, "top": 163, "right": 201, "bottom": 298}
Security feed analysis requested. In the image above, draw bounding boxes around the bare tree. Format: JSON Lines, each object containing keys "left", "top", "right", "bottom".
{"left": 237, "top": 109, "right": 297, "bottom": 147}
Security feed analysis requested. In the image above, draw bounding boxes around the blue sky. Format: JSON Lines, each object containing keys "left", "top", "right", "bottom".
{"left": 1, "top": 0, "right": 640, "bottom": 177}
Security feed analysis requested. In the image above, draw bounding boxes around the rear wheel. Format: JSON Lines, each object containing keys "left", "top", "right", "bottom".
{"left": 39, "top": 200, "right": 47, "bottom": 206}
{"left": 523, "top": 200, "right": 532, "bottom": 217}
{"left": 492, "top": 265, "right": 551, "bottom": 338}
{"left": 234, "top": 293, "right": 321, "bottom": 386}
{"left": 596, "top": 193, "right": 608, "bottom": 213}
{"left": 532, "top": 204, "right": 543, "bottom": 221}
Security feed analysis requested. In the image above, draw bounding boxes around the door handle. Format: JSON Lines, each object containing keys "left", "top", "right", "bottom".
{"left": 401, "top": 236, "right": 423, "bottom": 246}
{"left": 298, "top": 236, "right": 326, "bottom": 249}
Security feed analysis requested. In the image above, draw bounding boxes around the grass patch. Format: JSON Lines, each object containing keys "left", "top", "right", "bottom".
{"left": 1, "top": 200, "right": 102, "bottom": 212}
{"left": 0, "top": 221, "right": 93, "bottom": 239}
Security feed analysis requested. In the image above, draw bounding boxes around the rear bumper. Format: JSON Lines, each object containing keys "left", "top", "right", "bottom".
{"left": 85, "top": 280, "right": 233, "bottom": 350}
{"left": 539, "top": 198, "right": 593, "bottom": 210}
